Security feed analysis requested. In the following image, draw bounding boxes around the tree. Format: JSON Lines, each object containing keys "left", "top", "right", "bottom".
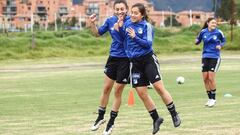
{"left": 215, "top": 0, "right": 237, "bottom": 21}
{"left": 69, "top": 17, "right": 78, "bottom": 27}
{"left": 237, "top": 3, "right": 240, "bottom": 20}
{"left": 229, "top": 0, "right": 237, "bottom": 42}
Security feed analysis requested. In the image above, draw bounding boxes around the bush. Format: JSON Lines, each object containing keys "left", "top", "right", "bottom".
{"left": 0, "top": 26, "right": 239, "bottom": 60}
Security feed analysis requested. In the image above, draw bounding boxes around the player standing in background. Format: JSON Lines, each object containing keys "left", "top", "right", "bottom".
{"left": 195, "top": 17, "right": 226, "bottom": 107}
{"left": 89, "top": 0, "right": 130, "bottom": 134}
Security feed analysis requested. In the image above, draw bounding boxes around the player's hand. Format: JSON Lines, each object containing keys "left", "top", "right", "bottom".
{"left": 117, "top": 14, "right": 124, "bottom": 27}
{"left": 127, "top": 27, "right": 135, "bottom": 38}
{"left": 195, "top": 39, "right": 199, "bottom": 45}
{"left": 89, "top": 14, "right": 97, "bottom": 24}
{"left": 114, "top": 16, "right": 124, "bottom": 32}
{"left": 216, "top": 45, "right": 221, "bottom": 50}
{"left": 114, "top": 22, "right": 120, "bottom": 31}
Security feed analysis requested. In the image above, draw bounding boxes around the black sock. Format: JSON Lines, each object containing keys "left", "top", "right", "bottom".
{"left": 210, "top": 89, "right": 216, "bottom": 100}
{"left": 166, "top": 102, "right": 177, "bottom": 116}
{"left": 149, "top": 109, "right": 159, "bottom": 122}
{"left": 207, "top": 91, "right": 211, "bottom": 99}
{"left": 107, "top": 111, "right": 118, "bottom": 126}
{"left": 97, "top": 106, "right": 106, "bottom": 121}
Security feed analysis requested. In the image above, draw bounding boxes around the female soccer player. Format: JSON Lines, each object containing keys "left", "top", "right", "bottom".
{"left": 116, "top": 3, "right": 181, "bottom": 134}
{"left": 195, "top": 18, "right": 226, "bottom": 107}
{"left": 89, "top": 0, "right": 130, "bottom": 134}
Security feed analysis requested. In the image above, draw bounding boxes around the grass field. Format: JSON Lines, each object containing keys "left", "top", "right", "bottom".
{"left": 0, "top": 52, "right": 240, "bottom": 135}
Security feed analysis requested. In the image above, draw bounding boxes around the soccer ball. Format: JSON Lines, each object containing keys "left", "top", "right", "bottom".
{"left": 176, "top": 76, "right": 185, "bottom": 84}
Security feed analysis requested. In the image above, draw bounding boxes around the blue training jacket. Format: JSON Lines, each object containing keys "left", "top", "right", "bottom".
{"left": 196, "top": 28, "right": 226, "bottom": 58}
{"left": 120, "top": 19, "right": 154, "bottom": 58}
{"left": 98, "top": 15, "right": 130, "bottom": 58}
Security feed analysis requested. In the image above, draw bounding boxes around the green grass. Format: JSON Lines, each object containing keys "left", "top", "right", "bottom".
{"left": 0, "top": 53, "right": 239, "bottom": 135}
{"left": 0, "top": 25, "right": 240, "bottom": 60}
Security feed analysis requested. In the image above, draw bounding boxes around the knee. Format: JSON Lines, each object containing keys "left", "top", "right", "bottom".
{"left": 103, "top": 85, "right": 112, "bottom": 95}
{"left": 203, "top": 77, "right": 209, "bottom": 83}
{"left": 114, "top": 89, "right": 123, "bottom": 97}
{"left": 153, "top": 82, "right": 166, "bottom": 96}
{"left": 208, "top": 76, "right": 215, "bottom": 83}
{"left": 137, "top": 91, "right": 148, "bottom": 101}
{"left": 114, "top": 84, "right": 124, "bottom": 97}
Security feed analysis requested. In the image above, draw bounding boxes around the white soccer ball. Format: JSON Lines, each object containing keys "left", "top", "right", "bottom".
{"left": 176, "top": 76, "right": 185, "bottom": 84}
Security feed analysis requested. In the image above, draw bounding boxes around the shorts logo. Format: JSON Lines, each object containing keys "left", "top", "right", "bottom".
{"left": 211, "top": 68, "right": 214, "bottom": 71}
{"left": 111, "top": 27, "right": 114, "bottom": 31}
{"left": 133, "top": 79, "right": 138, "bottom": 84}
{"left": 132, "top": 73, "right": 140, "bottom": 78}
{"left": 132, "top": 73, "right": 140, "bottom": 85}
{"left": 155, "top": 75, "right": 159, "bottom": 79}
{"left": 122, "top": 78, "right": 127, "bottom": 82}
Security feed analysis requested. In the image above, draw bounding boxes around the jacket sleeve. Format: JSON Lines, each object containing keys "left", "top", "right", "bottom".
{"left": 133, "top": 23, "right": 153, "bottom": 48}
{"left": 98, "top": 18, "right": 109, "bottom": 35}
{"left": 218, "top": 30, "right": 226, "bottom": 46}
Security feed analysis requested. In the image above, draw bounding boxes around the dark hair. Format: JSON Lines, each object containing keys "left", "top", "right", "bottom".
{"left": 131, "top": 3, "right": 150, "bottom": 22}
{"left": 113, "top": 0, "right": 128, "bottom": 9}
{"left": 201, "top": 17, "right": 216, "bottom": 30}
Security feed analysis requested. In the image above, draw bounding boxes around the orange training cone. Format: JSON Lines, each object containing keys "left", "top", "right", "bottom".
{"left": 128, "top": 89, "right": 135, "bottom": 106}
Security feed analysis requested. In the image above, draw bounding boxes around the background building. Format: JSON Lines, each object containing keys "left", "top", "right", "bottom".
{"left": 0, "top": 0, "right": 214, "bottom": 30}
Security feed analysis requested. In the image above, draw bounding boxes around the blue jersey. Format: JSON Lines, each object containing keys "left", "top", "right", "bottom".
{"left": 98, "top": 15, "right": 130, "bottom": 58}
{"left": 120, "top": 19, "right": 154, "bottom": 58}
{"left": 196, "top": 28, "right": 226, "bottom": 58}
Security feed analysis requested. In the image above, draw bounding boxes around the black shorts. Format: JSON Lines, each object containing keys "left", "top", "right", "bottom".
{"left": 202, "top": 58, "right": 221, "bottom": 72}
{"left": 104, "top": 56, "right": 130, "bottom": 84}
{"left": 130, "top": 52, "right": 162, "bottom": 88}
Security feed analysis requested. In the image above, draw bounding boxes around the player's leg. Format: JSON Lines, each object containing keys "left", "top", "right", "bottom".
{"left": 207, "top": 72, "right": 217, "bottom": 107}
{"left": 202, "top": 58, "right": 212, "bottom": 106}
{"left": 146, "top": 54, "right": 181, "bottom": 127}
{"left": 202, "top": 72, "right": 212, "bottom": 106}
{"left": 102, "top": 83, "right": 125, "bottom": 135}
{"left": 152, "top": 81, "right": 181, "bottom": 127}
{"left": 131, "top": 56, "right": 163, "bottom": 134}
{"left": 91, "top": 56, "right": 117, "bottom": 131}
{"left": 103, "top": 57, "right": 129, "bottom": 135}
{"left": 207, "top": 58, "right": 220, "bottom": 107}
{"left": 135, "top": 86, "right": 164, "bottom": 135}
{"left": 91, "top": 75, "right": 114, "bottom": 131}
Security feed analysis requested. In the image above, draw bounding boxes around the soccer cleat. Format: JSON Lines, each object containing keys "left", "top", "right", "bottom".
{"left": 152, "top": 117, "right": 164, "bottom": 135}
{"left": 205, "top": 99, "right": 211, "bottom": 106}
{"left": 102, "top": 124, "right": 114, "bottom": 135}
{"left": 90, "top": 119, "right": 105, "bottom": 131}
{"left": 171, "top": 113, "right": 181, "bottom": 127}
{"left": 208, "top": 99, "right": 216, "bottom": 107}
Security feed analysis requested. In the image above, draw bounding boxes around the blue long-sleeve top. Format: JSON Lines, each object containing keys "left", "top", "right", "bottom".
{"left": 98, "top": 15, "right": 130, "bottom": 57}
{"left": 119, "top": 19, "right": 154, "bottom": 58}
{"left": 195, "top": 28, "right": 226, "bottom": 58}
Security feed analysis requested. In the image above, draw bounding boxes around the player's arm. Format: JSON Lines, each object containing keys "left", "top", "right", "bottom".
{"left": 129, "top": 24, "right": 152, "bottom": 48}
{"left": 219, "top": 30, "right": 226, "bottom": 47}
{"left": 195, "top": 30, "right": 203, "bottom": 45}
{"left": 89, "top": 14, "right": 100, "bottom": 37}
{"left": 216, "top": 30, "right": 226, "bottom": 50}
